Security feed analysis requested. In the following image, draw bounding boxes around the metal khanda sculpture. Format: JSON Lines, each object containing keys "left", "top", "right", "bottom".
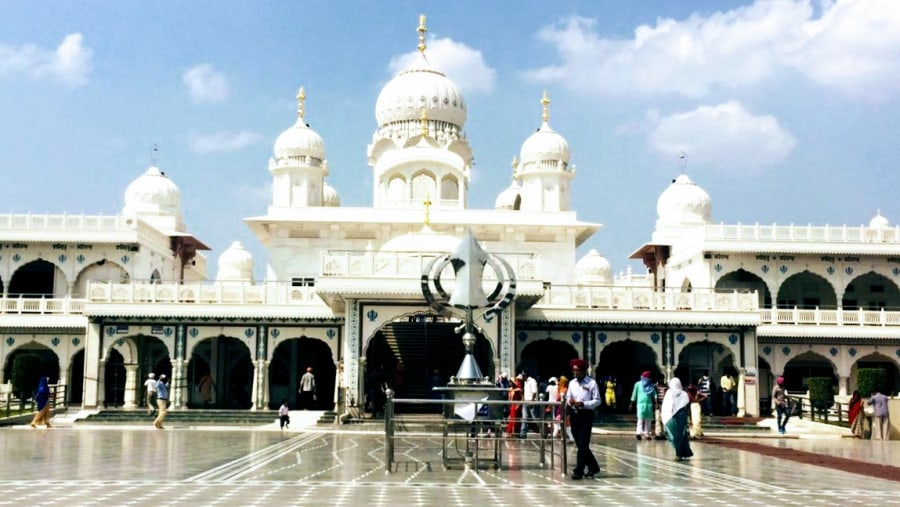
{"left": 421, "top": 229, "right": 517, "bottom": 384}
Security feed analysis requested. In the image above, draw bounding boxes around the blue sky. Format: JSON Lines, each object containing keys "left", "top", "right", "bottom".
{"left": 2, "top": 0, "right": 900, "bottom": 281}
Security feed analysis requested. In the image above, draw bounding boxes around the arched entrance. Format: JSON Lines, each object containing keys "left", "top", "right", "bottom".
{"left": 364, "top": 315, "right": 493, "bottom": 414}
{"left": 716, "top": 268, "right": 772, "bottom": 307}
{"left": 757, "top": 356, "right": 773, "bottom": 415}
{"left": 103, "top": 349, "right": 125, "bottom": 407}
{"left": 843, "top": 272, "right": 900, "bottom": 310}
{"left": 268, "top": 337, "right": 336, "bottom": 410}
{"left": 69, "top": 350, "right": 84, "bottom": 404}
{"left": 188, "top": 336, "right": 252, "bottom": 409}
{"left": 676, "top": 341, "right": 736, "bottom": 415}
{"left": 519, "top": 338, "right": 578, "bottom": 385}
{"left": 8, "top": 259, "right": 66, "bottom": 297}
{"left": 596, "top": 340, "right": 660, "bottom": 412}
{"left": 783, "top": 351, "right": 835, "bottom": 392}
{"left": 3, "top": 345, "right": 60, "bottom": 400}
{"left": 777, "top": 271, "right": 836, "bottom": 309}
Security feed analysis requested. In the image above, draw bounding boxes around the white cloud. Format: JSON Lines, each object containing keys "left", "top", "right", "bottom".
{"left": 188, "top": 130, "right": 262, "bottom": 153}
{"left": 524, "top": 0, "right": 900, "bottom": 101}
{"left": 182, "top": 64, "right": 230, "bottom": 104}
{"left": 646, "top": 101, "right": 797, "bottom": 174}
{"left": 0, "top": 33, "right": 92, "bottom": 86}
{"left": 388, "top": 37, "right": 495, "bottom": 94}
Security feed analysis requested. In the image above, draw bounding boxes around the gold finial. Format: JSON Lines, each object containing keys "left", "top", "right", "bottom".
{"left": 297, "top": 87, "right": 306, "bottom": 120}
{"left": 417, "top": 14, "right": 427, "bottom": 53}
{"left": 541, "top": 91, "right": 550, "bottom": 124}
{"left": 423, "top": 194, "right": 432, "bottom": 227}
{"left": 151, "top": 143, "right": 160, "bottom": 166}
{"left": 420, "top": 108, "right": 429, "bottom": 137}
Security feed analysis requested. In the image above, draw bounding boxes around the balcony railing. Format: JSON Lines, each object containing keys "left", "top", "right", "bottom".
{"left": 533, "top": 286, "right": 760, "bottom": 312}
{"left": 321, "top": 251, "right": 541, "bottom": 280}
{"left": 704, "top": 222, "right": 900, "bottom": 244}
{"left": 0, "top": 297, "right": 85, "bottom": 314}
{"left": 0, "top": 213, "right": 132, "bottom": 232}
{"left": 85, "top": 281, "right": 322, "bottom": 305}
{"left": 761, "top": 306, "right": 900, "bottom": 326}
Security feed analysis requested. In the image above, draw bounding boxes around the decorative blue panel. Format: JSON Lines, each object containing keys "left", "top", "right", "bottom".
{"left": 163, "top": 327, "right": 173, "bottom": 337}
{"left": 829, "top": 347, "right": 838, "bottom": 357}
{"left": 244, "top": 328, "right": 254, "bottom": 338}
{"left": 367, "top": 309, "right": 378, "bottom": 322}
{"left": 189, "top": 328, "right": 199, "bottom": 337}
{"left": 763, "top": 346, "right": 772, "bottom": 355}
{"left": 782, "top": 346, "right": 791, "bottom": 356}
{"left": 327, "top": 329, "right": 336, "bottom": 339}
{"left": 650, "top": 333, "right": 660, "bottom": 344}
{"left": 12, "top": 253, "right": 20, "bottom": 263}
{"left": 779, "top": 265, "right": 788, "bottom": 274}
{"left": 848, "top": 347, "right": 856, "bottom": 357}
{"left": 827, "top": 266, "right": 835, "bottom": 275}
{"left": 896, "top": 348, "right": 900, "bottom": 358}
{"left": 105, "top": 327, "right": 116, "bottom": 336}
{"left": 597, "top": 332, "right": 607, "bottom": 343}
{"left": 676, "top": 333, "right": 685, "bottom": 344}
{"left": 77, "top": 254, "right": 85, "bottom": 264}
{"left": 728, "top": 334, "right": 738, "bottom": 345}
{"left": 271, "top": 328, "right": 280, "bottom": 338}
{"left": 571, "top": 333, "right": 581, "bottom": 343}
{"left": 894, "top": 267, "right": 900, "bottom": 277}
{"left": 72, "top": 337, "right": 80, "bottom": 346}
{"left": 517, "top": 332, "right": 528, "bottom": 342}
{"left": 116, "top": 338, "right": 125, "bottom": 346}
{"left": 51, "top": 337, "right": 60, "bottom": 347}
{"left": 6, "top": 337, "right": 14, "bottom": 346}
{"left": 714, "top": 263, "right": 723, "bottom": 272}
{"left": 761, "top": 265, "right": 769, "bottom": 273}
{"left": 58, "top": 254, "right": 67, "bottom": 263}
{"left": 121, "top": 255, "right": 129, "bottom": 264}
{"left": 845, "top": 267, "right": 853, "bottom": 276}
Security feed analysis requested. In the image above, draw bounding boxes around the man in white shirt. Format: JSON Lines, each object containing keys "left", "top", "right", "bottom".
{"left": 299, "top": 367, "right": 317, "bottom": 410}
{"left": 144, "top": 373, "right": 157, "bottom": 415}
{"left": 518, "top": 369, "right": 539, "bottom": 438}
{"left": 566, "top": 358, "right": 601, "bottom": 480}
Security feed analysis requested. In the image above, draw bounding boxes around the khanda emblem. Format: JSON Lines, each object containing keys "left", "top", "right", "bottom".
{"left": 421, "top": 230, "right": 517, "bottom": 324}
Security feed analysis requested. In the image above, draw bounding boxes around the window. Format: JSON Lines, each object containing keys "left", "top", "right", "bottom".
{"left": 291, "top": 277, "right": 315, "bottom": 287}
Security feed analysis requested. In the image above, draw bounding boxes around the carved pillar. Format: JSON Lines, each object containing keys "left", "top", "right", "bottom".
{"left": 123, "top": 364, "right": 138, "bottom": 409}
{"left": 56, "top": 361, "right": 68, "bottom": 406}
{"left": 839, "top": 376, "right": 850, "bottom": 397}
{"left": 499, "top": 306, "right": 514, "bottom": 378}
{"left": 251, "top": 325, "right": 269, "bottom": 411}
{"left": 172, "top": 324, "right": 187, "bottom": 409}
{"left": 345, "top": 299, "right": 361, "bottom": 407}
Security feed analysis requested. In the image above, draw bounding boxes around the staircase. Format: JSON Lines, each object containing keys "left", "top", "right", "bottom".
{"left": 76, "top": 409, "right": 279, "bottom": 426}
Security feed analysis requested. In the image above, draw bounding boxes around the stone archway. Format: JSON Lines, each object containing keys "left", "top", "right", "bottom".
{"left": 269, "top": 337, "right": 337, "bottom": 410}
{"left": 188, "top": 336, "right": 252, "bottom": 409}
{"left": 716, "top": 268, "right": 772, "bottom": 307}
{"left": 103, "top": 349, "right": 126, "bottom": 407}
{"left": 843, "top": 272, "right": 900, "bottom": 310}
{"left": 777, "top": 271, "right": 836, "bottom": 309}
{"left": 519, "top": 338, "right": 579, "bottom": 386}
{"left": 3, "top": 344, "right": 60, "bottom": 392}
{"left": 597, "top": 340, "right": 660, "bottom": 413}
{"left": 8, "top": 259, "right": 67, "bottom": 298}
{"left": 676, "top": 341, "right": 736, "bottom": 416}
{"left": 783, "top": 351, "right": 836, "bottom": 393}
{"left": 854, "top": 352, "right": 900, "bottom": 395}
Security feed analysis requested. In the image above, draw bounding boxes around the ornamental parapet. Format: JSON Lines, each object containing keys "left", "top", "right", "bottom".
{"left": 704, "top": 223, "right": 900, "bottom": 244}
{"left": 86, "top": 281, "right": 323, "bottom": 306}
{"left": 533, "top": 285, "right": 759, "bottom": 312}
{"left": 0, "top": 213, "right": 132, "bottom": 232}
{"left": 761, "top": 306, "right": 900, "bottom": 327}
{"left": 0, "top": 297, "right": 86, "bottom": 315}
{"left": 320, "top": 251, "right": 540, "bottom": 280}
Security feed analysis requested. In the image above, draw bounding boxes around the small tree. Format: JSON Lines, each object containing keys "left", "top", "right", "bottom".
{"left": 10, "top": 353, "right": 41, "bottom": 409}
{"left": 857, "top": 368, "right": 887, "bottom": 397}
{"left": 807, "top": 377, "right": 834, "bottom": 418}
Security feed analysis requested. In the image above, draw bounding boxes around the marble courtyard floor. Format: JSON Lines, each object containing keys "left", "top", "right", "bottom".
{"left": 0, "top": 424, "right": 897, "bottom": 506}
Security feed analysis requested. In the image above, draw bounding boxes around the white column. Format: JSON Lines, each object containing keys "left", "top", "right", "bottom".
{"left": 172, "top": 358, "right": 187, "bottom": 409}
{"left": 82, "top": 323, "right": 103, "bottom": 408}
{"left": 123, "top": 364, "right": 138, "bottom": 409}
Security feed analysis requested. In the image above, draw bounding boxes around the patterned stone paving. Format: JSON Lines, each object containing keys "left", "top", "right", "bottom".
{"left": 0, "top": 426, "right": 897, "bottom": 506}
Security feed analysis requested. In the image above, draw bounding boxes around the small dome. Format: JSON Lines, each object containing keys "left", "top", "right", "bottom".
{"left": 123, "top": 166, "right": 181, "bottom": 216}
{"left": 519, "top": 123, "right": 570, "bottom": 167}
{"left": 495, "top": 179, "right": 521, "bottom": 210}
{"left": 273, "top": 120, "right": 326, "bottom": 162}
{"left": 323, "top": 182, "right": 341, "bottom": 207}
{"left": 656, "top": 174, "right": 712, "bottom": 226}
{"left": 381, "top": 226, "right": 460, "bottom": 253}
{"left": 575, "top": 249, "right": 612, "bottom": 285}
{"left": 216, "top": 241, "right": 254, "bottom": 281}
{"left": 869, "top": 211, "right": 890, "bottom": 229}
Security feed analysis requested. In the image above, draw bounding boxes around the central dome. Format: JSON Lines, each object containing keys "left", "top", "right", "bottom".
{"left": 123, "top": 166, "right": 181, "bottom": 215}
{"left": 656, "top": 174, "right": 712, "bottom": 226}
{"left": 375, "top": 17, "right": 466, "bottom": 129}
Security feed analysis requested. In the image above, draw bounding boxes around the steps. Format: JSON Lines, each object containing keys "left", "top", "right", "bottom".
{"left": 76, "top": 409, "right": 279, "bottom": 426}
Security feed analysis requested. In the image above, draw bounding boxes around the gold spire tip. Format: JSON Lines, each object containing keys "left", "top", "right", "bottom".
{"left": 297, "top": 87, "right": 306, "bottom": 120}
{"left": 417, "top": 14, "right": 427, "bottom": 53}
{"left": 541, "top": 91, "right": 550, "bottom": 124}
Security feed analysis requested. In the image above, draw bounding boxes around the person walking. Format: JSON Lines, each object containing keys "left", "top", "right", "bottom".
{"left": 198, "top": 373, "right": 216, "bottom": 407}
{"left": 144, "top": 373, "right": 157, "bottom": 415}
{"left": 848, "top": 390, "right": 866, "bottom": 439}
{"left": 29, "top": 376, "right": 53, "bottom": 429}
{"left": 630, "top": 371, "right": 657, "bottom": 440}
{"left": 278, "top": 399, "right": 290, "bottom": 430}
{"left": 545, "top": 377, "right": 559, "bottom": 437}
{"left": 299, "top": 367, "right": 317, "bottom": 410}
{"left": 153, "top": 374, "right": 169, "bottom": 429}
{"left": 868, "top": 388, "right": 891, "bottom": 440}
{"left": 697, "top": 372, "right": 713, "bottom": 416}
{"left": 686, "top": 384, "right": 708, "bottom": 439}
{"left": 772, "top": 376, "right": 790, "bottom": 434}
{"left": 518, "top": 369, "right": 538, "bottom": 438}
{"left": 506, "top": 375, "right": 523, "bottom": 436}
{"left": 566, "top": 358, "right": 601, "bottom": 480}
{"left": 720, "top": 370, "right": 737, "bottom": 416}
{"left": 661, "top": 377, "right": 693, "bottom": 461}
{"left": 604, "top": 376, "right": 617, "bottom": 412}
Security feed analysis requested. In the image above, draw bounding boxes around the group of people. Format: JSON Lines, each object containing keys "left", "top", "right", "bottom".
{"left": 848, "top": 387, "right": 892, "bottom": 440}
{"left": 143, "top": 372, "right": 170, "bottom": 428}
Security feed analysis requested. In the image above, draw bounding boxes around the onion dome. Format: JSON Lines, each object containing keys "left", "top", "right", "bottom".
{"left": 374, "top": 15, "right": 466, "bottom": 130}
{"left": 518, "top": 92, "right": 570, "bottom": 170}
{"left": 123, "top": 166, "right": 181, "bottom": 216}
{"left": 216, "top": 241, "right": 254, "bottom": 281}
{"left": 381, "top": 226, "right": 460, "bottom": 253}
{"left": 495, "top": 178, "right": 521, "bottom": 210}
{"left": 323, "top": 181, "right": 341, "bottom": 207}
{"left": 869, "top": 210, "right": 890, "bottom": 230}
{"left": 272, "top": 87, "right": 326, "bottom": 165}
{"left": 575, "top": 249, "right": 612, "bottom": 285}
{"left": 656, "top": 174, "right": 712, "bottom": 226}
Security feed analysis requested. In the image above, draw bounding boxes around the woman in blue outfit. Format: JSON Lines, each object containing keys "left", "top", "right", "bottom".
{"left": 29, "top": 376, "right": 52, "bottom": 428}
{"left": 661, "top": 377, "right": 692, "bottom": 461}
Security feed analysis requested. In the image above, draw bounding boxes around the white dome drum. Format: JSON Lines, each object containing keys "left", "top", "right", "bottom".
{"left": 575, "top": 249, "right": 612, "bottom": 285}
{"left": 123, "top": 166, "right": 181, "bottom": 215}
{"left": 216, "top": 241, "right": 254, "bottom": 281}
{"left": 273, "top": 87, "right": 326, "bottom": 166}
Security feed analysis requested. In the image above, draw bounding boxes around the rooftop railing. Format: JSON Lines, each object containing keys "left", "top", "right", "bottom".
{"left": 761, "top": 306, "right": 900, "bottom": 327}
{"left": 532, "top": 286, "right": 760, "bottom": 311}
{"left": 704, "top": 223, "right": 900, "bottom": 244}
{"left": 321, "top": 251, "right": 541, "bottom": 280}
{"left": 85, "top": 281, "right": 322, "bottom": 305}
{"left": 0, "top": 213, "right": 132, "bottom": 232}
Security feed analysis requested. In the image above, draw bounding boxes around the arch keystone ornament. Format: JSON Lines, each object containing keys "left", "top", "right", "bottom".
{"left": 421, "top": 229, "right": 516, "bottom": 384}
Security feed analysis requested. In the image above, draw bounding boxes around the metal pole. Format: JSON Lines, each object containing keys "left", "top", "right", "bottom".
{"left": 383, "top": 388, "right": 394, "bottom": 473}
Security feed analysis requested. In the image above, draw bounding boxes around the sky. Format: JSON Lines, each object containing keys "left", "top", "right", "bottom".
{"left": 2, "top": 0, "right": 900, "bottom": 281}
